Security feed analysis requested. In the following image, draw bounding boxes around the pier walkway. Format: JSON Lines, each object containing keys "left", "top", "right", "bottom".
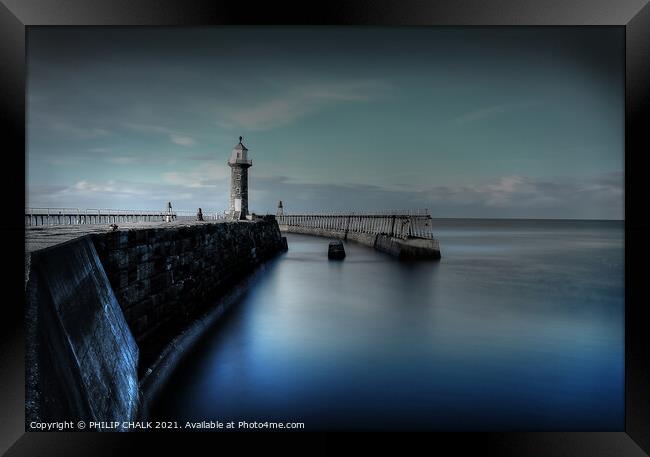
{"left": 25, "top": 220, "right": 228, "bottom": 253}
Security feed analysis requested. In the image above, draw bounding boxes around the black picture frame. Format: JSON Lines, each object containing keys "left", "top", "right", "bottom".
{"left": 1, "top": 1, "right": 649, "bottom": 455}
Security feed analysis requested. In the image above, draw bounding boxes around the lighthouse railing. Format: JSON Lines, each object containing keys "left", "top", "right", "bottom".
{"left": 228, "top": 158, "right": 253, "bottom": 166}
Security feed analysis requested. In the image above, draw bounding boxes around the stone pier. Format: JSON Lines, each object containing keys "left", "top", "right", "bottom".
{"left": 25, "top": 216, "right": 287, "bottom": 426}
{"left": 277, "top": 212, "right": 441, "bottom": 260}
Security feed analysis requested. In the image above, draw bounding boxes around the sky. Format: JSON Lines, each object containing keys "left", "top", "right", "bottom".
{"left": 26, "top": 27, "right": 624, "bottom": 219}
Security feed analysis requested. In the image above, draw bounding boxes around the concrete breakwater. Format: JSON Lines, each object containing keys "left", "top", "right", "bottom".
{"left": 25, "top": 237, "right": 140, "bottom": 430}
{"left": 279, "top": 225, "right": 441, "bottom": 260}
{"left": 25, "top": 216, "right": 286, "bottom": 427}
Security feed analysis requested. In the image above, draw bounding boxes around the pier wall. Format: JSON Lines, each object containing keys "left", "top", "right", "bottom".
{"left": 279, "top": 225, "right": 441, "bottom": 260}
{"left": 25, "top": 237, "right": 140, "bottom": 429}
{"left": 92, "top": 217, "right": 285, "bottom": 350}
{"left": 25, "top": 216, "right": 286, "bottom": 426}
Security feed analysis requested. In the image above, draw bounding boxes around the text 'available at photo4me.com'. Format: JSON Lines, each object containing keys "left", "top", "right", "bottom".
{"left": 29, "top": 420, "right": 307, "bottom": 431}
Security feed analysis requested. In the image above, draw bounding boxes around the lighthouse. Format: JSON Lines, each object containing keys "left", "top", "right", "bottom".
{"left": 228, "top": 136, "right": 252, "bottom": 219}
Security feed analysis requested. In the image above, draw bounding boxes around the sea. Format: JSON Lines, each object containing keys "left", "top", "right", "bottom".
{"left": 150, "top": 219, "right": 624, "bottom": 431}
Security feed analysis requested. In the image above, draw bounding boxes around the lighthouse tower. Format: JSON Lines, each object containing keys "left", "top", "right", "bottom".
{"left": 228, "top": 136, "right": 252, "bottom": 219}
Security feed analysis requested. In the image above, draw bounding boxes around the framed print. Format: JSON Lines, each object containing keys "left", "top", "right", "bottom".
{"left": 1, "top": 0, "right": 649, "bottom": 455}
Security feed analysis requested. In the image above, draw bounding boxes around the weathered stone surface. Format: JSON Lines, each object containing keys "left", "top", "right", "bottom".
{"left": 328, "top": 240, "right": 346, "bottom": 260}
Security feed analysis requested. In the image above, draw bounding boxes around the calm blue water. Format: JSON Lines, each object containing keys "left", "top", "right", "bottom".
{"left": 151, "top": 219, "right": 624, "bottom": 430}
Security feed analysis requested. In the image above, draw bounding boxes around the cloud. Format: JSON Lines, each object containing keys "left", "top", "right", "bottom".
{"left": 26, "top": 172, "right": 623, "bottom": 220}
{"left": 38, "top": 150, "right": 178, "bottom": 167}
{"left": 170, "top": 134, "right": 196, "bottom": 147}
{"left": 105, "top": 156, "right": 138, "bottom": 165}
{"left": 250, "top": 172, "right": 623, "bottom": 219}
{"left": 44, "top": 157, "right": 79, "bottom": 166}
{"left": 72, "top": 180, "right": 142, "bottom": 195}
{"left": 454, "top": 101, "right": 538, "bottom": 126}
{"left": 27, "top": 178, "right": 228, "bottom": 211}
{"left": 216, "top": 80, "right": 389, "bottom": 131}
{"left": 423, "top": 173, "right": 623, "bottom": 218}
{"left": 125, "top": 123, "right": 196, "bottom": 147}
{"left": 188, "top": 154, "right": 216, "bottom": 161}
{"left": 162, "top": 163, "right": 228, "bottom": 188}
{"left": 48, "top": 121, "right": 109, "bottom": 139}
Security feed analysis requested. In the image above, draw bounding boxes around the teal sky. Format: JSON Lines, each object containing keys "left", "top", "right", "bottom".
{"left": 27, "top": 27, "right": 624, "bottom": 218}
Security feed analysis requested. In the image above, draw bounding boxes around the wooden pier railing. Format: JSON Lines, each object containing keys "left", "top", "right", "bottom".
{"left": 276, "top": 209, "right": 435, "bottom": 240}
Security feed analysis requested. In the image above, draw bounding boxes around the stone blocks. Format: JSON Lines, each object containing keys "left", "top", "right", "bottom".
{"left": 92, "top": 218, "right": 286, "bottom": 350}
